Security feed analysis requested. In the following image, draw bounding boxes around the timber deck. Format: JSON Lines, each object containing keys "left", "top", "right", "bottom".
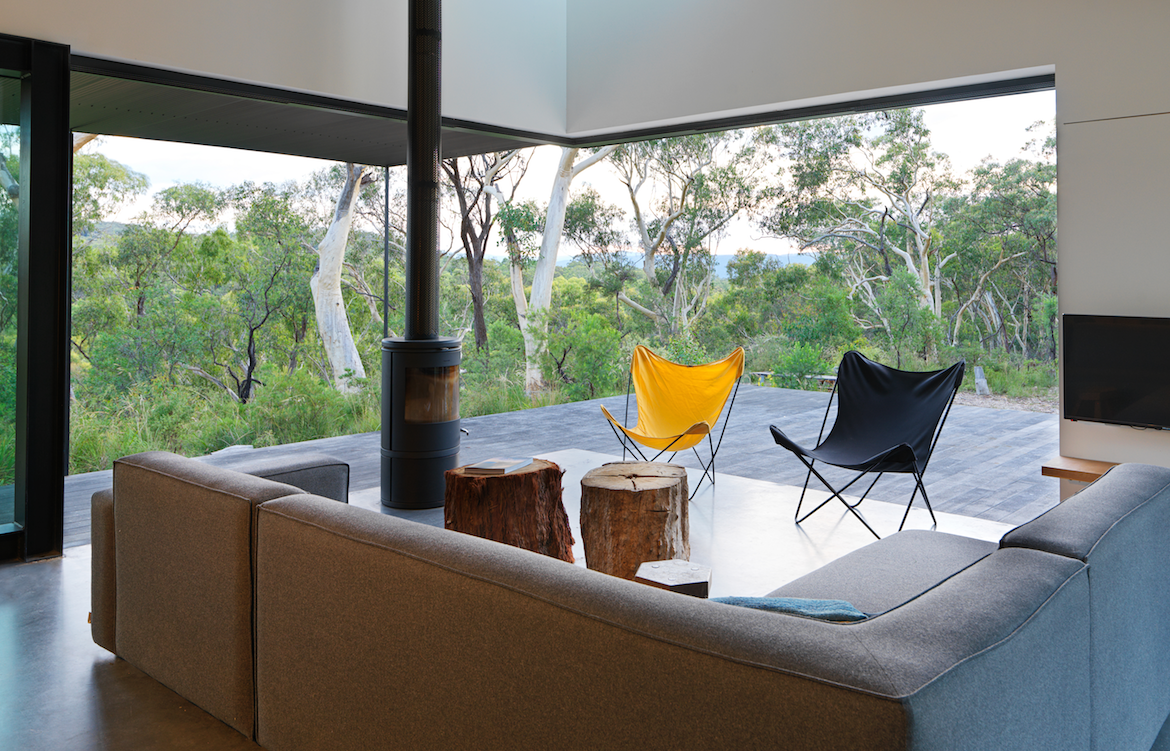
{"left": 58, "top": 384, "right": 1061, "bottom": 548}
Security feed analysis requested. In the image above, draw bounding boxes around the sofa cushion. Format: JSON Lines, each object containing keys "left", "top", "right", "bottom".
{"left": 881, "top": 547, "right": 1090, "bottom": 750}
{"left": 254, "top": 495, "right": 910, "bottom": 750}
{"left": 1000, "top": 463, "right": 1170, "bottom": 560}
{"left": 113, "top": 451, "right": 304, "bottom": 739}
{"left": 768, "top": 530, "right": 997, "bottom": 614}
{"left": 90, "top": 487, "right": 116, "bottom": 653}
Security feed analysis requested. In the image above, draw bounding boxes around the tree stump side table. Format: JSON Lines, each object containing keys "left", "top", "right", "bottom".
{"left": 579, "top": 461, "right": 689, "bottom": 580}
{"left": 444, "top": 459, "right": 575, "bottom": 563}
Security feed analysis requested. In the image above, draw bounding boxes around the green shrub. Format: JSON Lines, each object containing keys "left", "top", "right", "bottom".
{"left": 662, "top": 333, "right": 711, "bottom": 366}
{"left": 770, "top": 342, "right": 832, "bottom": 390}
{"left": 979, "top": 357, "right": 1057, "bottom": 398}
{"left": 543, "top": 311, "right": 624, "bottom": 400}
{"left": 459, "top": 370, "right": 566, "bottom": 418}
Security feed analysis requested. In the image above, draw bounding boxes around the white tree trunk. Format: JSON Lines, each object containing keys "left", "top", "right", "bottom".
{"left": 518, "top": 145, "right": 616, "bottom": 392}
{"left": 311, "top": 164, "right": 368, "bottom": 392}
{"left": 521, "top": 148, "right": 576, "bottom": 391}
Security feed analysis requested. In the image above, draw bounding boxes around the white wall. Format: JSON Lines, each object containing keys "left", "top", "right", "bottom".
{"left": 565, "top": 0, "right": 1168, "bottom": 135}
{"left": 1058, "top": 112, "right": 1170, "bottom": 464}
{"left": 443, "top": 0, "right": 565, "bottom": 132}
{"left": 567, "top": 0, "right": 1170, "bottom": 467}
{"left": 3, "top": 0, "right": 567, "bottom": 134}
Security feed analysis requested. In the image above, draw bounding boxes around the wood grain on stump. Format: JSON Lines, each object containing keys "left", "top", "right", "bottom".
{"left": 444, "top": 459, "right": 574, "bottom": 562}
{"left": 580, "top": 462, "right": 689, "bottom": 579}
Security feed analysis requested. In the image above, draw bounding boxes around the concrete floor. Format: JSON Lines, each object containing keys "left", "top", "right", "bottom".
{"left": 3, "top": 448, "right": 1014, "bottom": 750}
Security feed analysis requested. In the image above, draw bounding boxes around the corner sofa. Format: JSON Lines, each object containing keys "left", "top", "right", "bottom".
{"left": 91, "top": 451, "right": 1170, "bottom": 750}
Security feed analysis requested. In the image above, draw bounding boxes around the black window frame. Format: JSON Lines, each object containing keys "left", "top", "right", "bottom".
{"left": 0, "top": 33, "right": 71, "bottom": 561}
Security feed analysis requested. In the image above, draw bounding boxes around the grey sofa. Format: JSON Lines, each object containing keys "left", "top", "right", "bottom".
{"left": 91, "top": 453, "right": 1170, "bottom": 750}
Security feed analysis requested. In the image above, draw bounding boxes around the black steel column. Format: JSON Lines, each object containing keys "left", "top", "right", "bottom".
{"left": 405, "top": 0, "right": 441, "bottom": 341}
{"left": 381, "top": 0, "right": 461, "bottom": 510}
{"left": 15, "top": 39, "right": 70, "bottom": 559}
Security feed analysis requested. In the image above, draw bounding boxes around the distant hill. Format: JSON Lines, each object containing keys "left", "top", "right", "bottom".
{"left": 710, "top": 253, "right": 814, "bottom": 278}
{"left": 550, "top": 251, "right": 815, "bottom": 278}
{"left": 463, "top": 250, "right": 814, "bottom": 276}
{"left": 78, "top": 221, "right": 129, "bottom": 243}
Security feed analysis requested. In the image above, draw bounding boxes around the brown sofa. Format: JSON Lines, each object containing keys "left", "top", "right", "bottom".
{"left": 90, "top": 450, "right": 349, "bottom": 737}
{"left": 92, "top": 452, "right": 1170, "bottom": 750}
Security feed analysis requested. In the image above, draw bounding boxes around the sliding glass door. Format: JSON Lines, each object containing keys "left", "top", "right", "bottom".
{"left": 0, "top": 74, "right": 16, "bottom": 534}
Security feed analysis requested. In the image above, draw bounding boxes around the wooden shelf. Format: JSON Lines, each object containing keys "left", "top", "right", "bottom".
{"left": 1041, "top": 455, "right": 1118, "bottom": 484}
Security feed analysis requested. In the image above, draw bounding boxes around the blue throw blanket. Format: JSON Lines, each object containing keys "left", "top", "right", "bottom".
{"left": 711, "top": 596, "right": 867, "bottom": 622}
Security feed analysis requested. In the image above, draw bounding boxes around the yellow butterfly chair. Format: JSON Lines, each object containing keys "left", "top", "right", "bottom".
{"left": 601, "top": 346, "right": 746, "bottom": 496}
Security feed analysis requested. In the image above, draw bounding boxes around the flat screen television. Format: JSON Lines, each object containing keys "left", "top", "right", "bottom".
{"left": 1063, "top": 314, "right": 1170, "bottom": 430}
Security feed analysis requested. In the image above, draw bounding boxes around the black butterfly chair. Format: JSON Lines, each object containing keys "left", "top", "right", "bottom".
{"left": 769, "top": 351, "right": 965, "bottom": 539}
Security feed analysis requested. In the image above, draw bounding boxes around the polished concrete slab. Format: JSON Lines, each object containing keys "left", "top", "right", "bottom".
{"left": 0, "top": 547, "right": 261, "bottom": 751}
{"left": 5, "top": 452, "right": 1013, "bottom": 749}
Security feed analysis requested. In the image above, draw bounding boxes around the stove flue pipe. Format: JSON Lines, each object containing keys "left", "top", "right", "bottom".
{"left": 380, "top": 0, "right": 461, "bottom": 510}
{"left": 406, "top": 0, "right": 441, "bottom": 340}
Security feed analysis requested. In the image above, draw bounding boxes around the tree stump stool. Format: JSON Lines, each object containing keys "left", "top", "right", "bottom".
{"left": 444, "top": 459, "right": 575, "bottom": 563}
{"left": 579, "top": 462, "right": 689, "bottom": 580}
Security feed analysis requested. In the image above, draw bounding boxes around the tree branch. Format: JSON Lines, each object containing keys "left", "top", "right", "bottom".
{"left": 180, "top": 364, "right": 242, "bottom": 402}
{"left": 617, "top": 291, "right": 662, "bottom": 322}
{"left": 570, "top": 145, "right": 618, "bottom": 179}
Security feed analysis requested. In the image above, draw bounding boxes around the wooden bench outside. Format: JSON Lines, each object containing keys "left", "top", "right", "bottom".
{"left": 749, "top": 371, "right": 836, "bottom": 389}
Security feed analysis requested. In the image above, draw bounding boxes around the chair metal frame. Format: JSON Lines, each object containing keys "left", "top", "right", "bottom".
{"left": 777, "top": 354, "right": 963, "bottom": 539}
{"left": 604, "top": 358, "right": 743, "bottom": 499}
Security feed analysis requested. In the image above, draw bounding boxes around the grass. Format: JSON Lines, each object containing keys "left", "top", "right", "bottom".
{"left": 961, "top": 357, "right": 1058, "bottom": 398}
{"left": 69, "top": 370, "right": 382, "bottom": 474}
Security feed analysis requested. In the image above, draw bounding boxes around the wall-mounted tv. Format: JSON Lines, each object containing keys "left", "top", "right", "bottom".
{"left": 1063, "top": 314, "right": 1170, "bottom": 430}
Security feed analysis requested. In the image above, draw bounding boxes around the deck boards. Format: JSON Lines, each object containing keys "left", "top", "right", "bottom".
{"left": 58, "top": 384, "right": 1061, "bottom": 548}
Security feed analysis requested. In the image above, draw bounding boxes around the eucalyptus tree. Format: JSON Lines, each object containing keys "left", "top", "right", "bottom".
{"left": 443, "top": 150, "right": 528, "bottom": 350}
{"left": 227, "top": 182, "right": 319, "bottom": 400}
{"left": 58, "top": 138, "right": 148, "bottom": 358}
{"left": 115, "top": 183, "right": 224, "bottom": 320}
{"left": 72, "top": 148, "right": 149, "bottom": 237}
{"left": 501, "top": 146, "right": 616, "bottom": 392}
{"left": 609, "top": 130, "right": 761, "bottom": 336}
{"left": 939, "top": 125, "right": 1057, "bottom": 353}
{"left": 308, "top": 163, "right": 376, "bottom": 390}
{"left": 349, "top": 165, "right": 409, "bottom": 336}
{"left": 561, "top": 187, "right": 632, "bottom": 324}
{"left": 758, "top": 109, "right": 959, "bottom": 333}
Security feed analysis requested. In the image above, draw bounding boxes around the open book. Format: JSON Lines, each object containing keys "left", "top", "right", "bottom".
{"left": 463, "top": 457, "right": 534, "bottom": 476}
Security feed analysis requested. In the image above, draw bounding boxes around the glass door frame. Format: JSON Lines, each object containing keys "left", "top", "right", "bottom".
{"left": 0, "top": 34, "right": 71, "bottom": 561}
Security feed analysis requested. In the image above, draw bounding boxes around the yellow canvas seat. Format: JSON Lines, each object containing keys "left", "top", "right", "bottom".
{"left": 601, "top": 346, "right": 745, "bottom": 494}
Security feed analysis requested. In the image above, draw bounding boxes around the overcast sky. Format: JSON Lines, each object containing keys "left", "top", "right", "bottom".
{"left": 97, "top": 89, "right": 1055, "bottom": 257}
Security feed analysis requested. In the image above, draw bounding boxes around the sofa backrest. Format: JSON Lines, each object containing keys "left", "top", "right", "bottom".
{"left": 108, "top": 451, "right": 305, "bottom": 739}
{"left": 253, "top": 494, "right": 1089, "bottom": 751}
{"left": 864, "top": 546, "right": 1090, "bottom": 750}
{"left": 1001, "top": 463, "right": 1170, "bottom": 751}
